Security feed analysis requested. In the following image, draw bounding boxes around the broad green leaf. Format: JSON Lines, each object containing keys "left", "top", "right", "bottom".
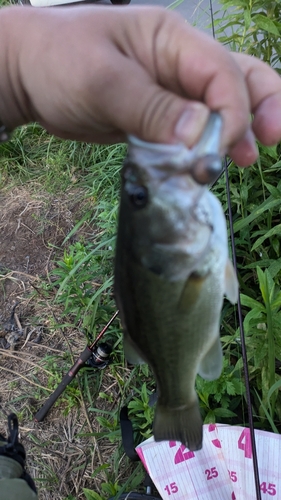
{"left": 267, "top": 378, "right": 281, "bottom": 402}
{"left": 240, "top": 294, "right": 264, "bottom": 311}
{"left": 204, "top": 410, "right": 216, "bottom": 424}
{"left": 83, "top": 489, "right": 104, "bottom": 500}
{"left": 272, "top": 237, "right": 280, "bottom": 257}
{"left": 233, "top": 198, "right": 281, "bottom": 233}
{"left": 259, "top": 144, "right": 278, "bottom": 159}
{"left": 243, "top": 308, "right": 264, "bottom": 335}
{"left": 270, "top": 292, "right": 281, "bottom": 310}
{"left": 245, "top": 259, "right": 274, "bottom": 270}
{"left": 101, "top": 483, "right": 119, "bottom": 495}
{"left": 213, "top": 408, "right": 237, "bottom": 418}
{"left": 226, "top": 381, "right": 236, "bottom": 395}
{"left": 253, "top": 14, "right": 280, "bottom": 36}
{"left": 197, "top": 391, "right": 210, "bottom": 407}
{"left": 244, "top": 9, "right": 252, "bottom": 30}
{"left": 264, "top": 161, "right": 281, "bottom": 173}
{"left": 257, "top": 266, "right": 268, "bottom": 304}
{"left": 141, "top": 383, "right": 149, "bottom": 403}
{"left": 251, "top": 224, "right": 281, "bottom": 252}
{"left": 263, "top": 181, "right": 281, "bottom": 198}
{"left": 231, "top": 377, "right": 245, "bottom": 395}
{"left": 91, "top": 464, "right": 110, "bottom": 479}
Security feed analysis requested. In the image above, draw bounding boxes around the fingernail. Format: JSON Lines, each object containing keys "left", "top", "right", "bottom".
{"left": 229, "top": 127, "right": 258, "bottom": 167}
{"left": 174, "top": 104, "right": 210, "bottom": 147}
{"left": 243, "top": 127, "right": 258, "bottom": 157}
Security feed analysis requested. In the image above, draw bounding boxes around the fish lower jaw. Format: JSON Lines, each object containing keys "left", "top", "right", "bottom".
{"left": 154, "top": 241, "right": 207, "bottom": 255}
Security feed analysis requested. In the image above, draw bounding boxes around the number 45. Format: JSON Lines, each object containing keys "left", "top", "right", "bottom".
{"left": 260, "top": 482, "right": 276, "bottom": 496}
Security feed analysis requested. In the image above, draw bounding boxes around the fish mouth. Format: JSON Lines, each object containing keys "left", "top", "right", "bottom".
{"left": 154, "top": 223, "right": 212, "bottom": 253}
{"left": 127, "top": 113, "right": 223, "bottom": 185}
{"left": 154, "top": 241, "right": 191, "bottom": 252}
{"left": 154, "top": 240, "right": 211, "bottom": 263}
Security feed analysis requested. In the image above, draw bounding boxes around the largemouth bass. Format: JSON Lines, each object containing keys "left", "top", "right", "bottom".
{"left": 114, "top": 114, "right": 238, "bottom": 451}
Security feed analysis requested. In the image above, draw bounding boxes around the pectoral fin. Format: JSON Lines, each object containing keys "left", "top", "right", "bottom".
{"left": 178, "top": 273, "right": 206, "bottom": 311}
{"left": 123, "top": 332, "right": 145, "bottom": 365}
{"left": 149, "top": 391, "right": 158, "bottom": 407}
{"left": 225, "top": 258, "right": 239, "bottom": 304}
{"left": 198, "top": 336, "right": 223, "bottom": 381}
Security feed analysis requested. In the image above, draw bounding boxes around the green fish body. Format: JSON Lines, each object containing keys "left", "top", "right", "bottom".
{"left": 114, "top": 136, "right": 238, "bottom": 451}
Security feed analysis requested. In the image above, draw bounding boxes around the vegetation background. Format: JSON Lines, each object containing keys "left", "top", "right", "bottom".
{"left": 0, "top": 0, "right": 281, "bottom": 499}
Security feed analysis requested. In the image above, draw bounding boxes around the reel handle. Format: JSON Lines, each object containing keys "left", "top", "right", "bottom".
{"left": 34, "top": 346, "right": 92, "bottom": 422}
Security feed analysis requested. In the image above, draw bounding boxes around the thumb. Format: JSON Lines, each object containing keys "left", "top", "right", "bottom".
{"left": 128, "top": 87, "right": 211, "bottom": 148}
{"left": 97, "top": 58, "right": 210, "bottom": 148}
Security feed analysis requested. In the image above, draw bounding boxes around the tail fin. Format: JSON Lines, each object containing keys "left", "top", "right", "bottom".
{"left": 153, "top": 402, "right": 203, "bottom": 451}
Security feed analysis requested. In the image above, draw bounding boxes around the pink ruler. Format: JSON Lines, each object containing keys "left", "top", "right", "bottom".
{"left": 136, "top": 424, "right": 280, "bottom": 499}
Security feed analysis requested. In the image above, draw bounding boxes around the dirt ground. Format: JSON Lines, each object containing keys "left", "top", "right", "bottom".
{"left": 0, "top": 186, "right": 125, "bottom": 500}
{"left": 0, "top": 186, "right": 86, "bottom": 317}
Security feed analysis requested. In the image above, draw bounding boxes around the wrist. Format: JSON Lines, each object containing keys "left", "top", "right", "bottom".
{"left": 0, "top": 6, "right": 35, "bottom": 132}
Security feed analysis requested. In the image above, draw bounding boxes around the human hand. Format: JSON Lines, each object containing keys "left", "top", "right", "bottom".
{"left": 1, "top": 5, "right": 281, "bottom": 166}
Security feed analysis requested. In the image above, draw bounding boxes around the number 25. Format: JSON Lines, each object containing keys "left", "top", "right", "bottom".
{"left": 205, "top": 467, "right": 219, "bottom": 480}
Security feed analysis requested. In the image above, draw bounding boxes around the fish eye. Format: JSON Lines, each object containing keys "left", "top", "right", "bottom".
{"left": 129, "top": 186, "right": 148, "bottom": 208}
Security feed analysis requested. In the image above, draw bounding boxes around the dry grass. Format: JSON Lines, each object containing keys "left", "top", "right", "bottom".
{"left": 0, "top": 185, "right": 130, "bottom": 500}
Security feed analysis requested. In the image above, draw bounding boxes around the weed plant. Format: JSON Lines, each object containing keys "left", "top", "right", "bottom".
{"left": 208, "top": 0, "right": 281, "bottom": 432}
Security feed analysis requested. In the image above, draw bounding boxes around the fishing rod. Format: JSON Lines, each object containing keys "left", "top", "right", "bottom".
{"left": 209, "top": 2, "right": 262, "bottom": 498}
{"left": 34, "top": 310, "right": 119, "bottom": 422}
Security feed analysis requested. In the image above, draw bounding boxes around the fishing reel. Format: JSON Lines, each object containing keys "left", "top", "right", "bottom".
{"left": 87, "top": 341, "right": 112, "bottom": 370}
{"left": 34, "top": 313, "right": 118, "bottom": 422}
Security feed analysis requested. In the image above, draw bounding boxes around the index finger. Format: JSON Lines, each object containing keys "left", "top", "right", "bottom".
{"left": 231, "top": 52, "right": 281, "bottom": 146}
{"left": 147, "top": 15, "right": 252, "bottom": 151}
